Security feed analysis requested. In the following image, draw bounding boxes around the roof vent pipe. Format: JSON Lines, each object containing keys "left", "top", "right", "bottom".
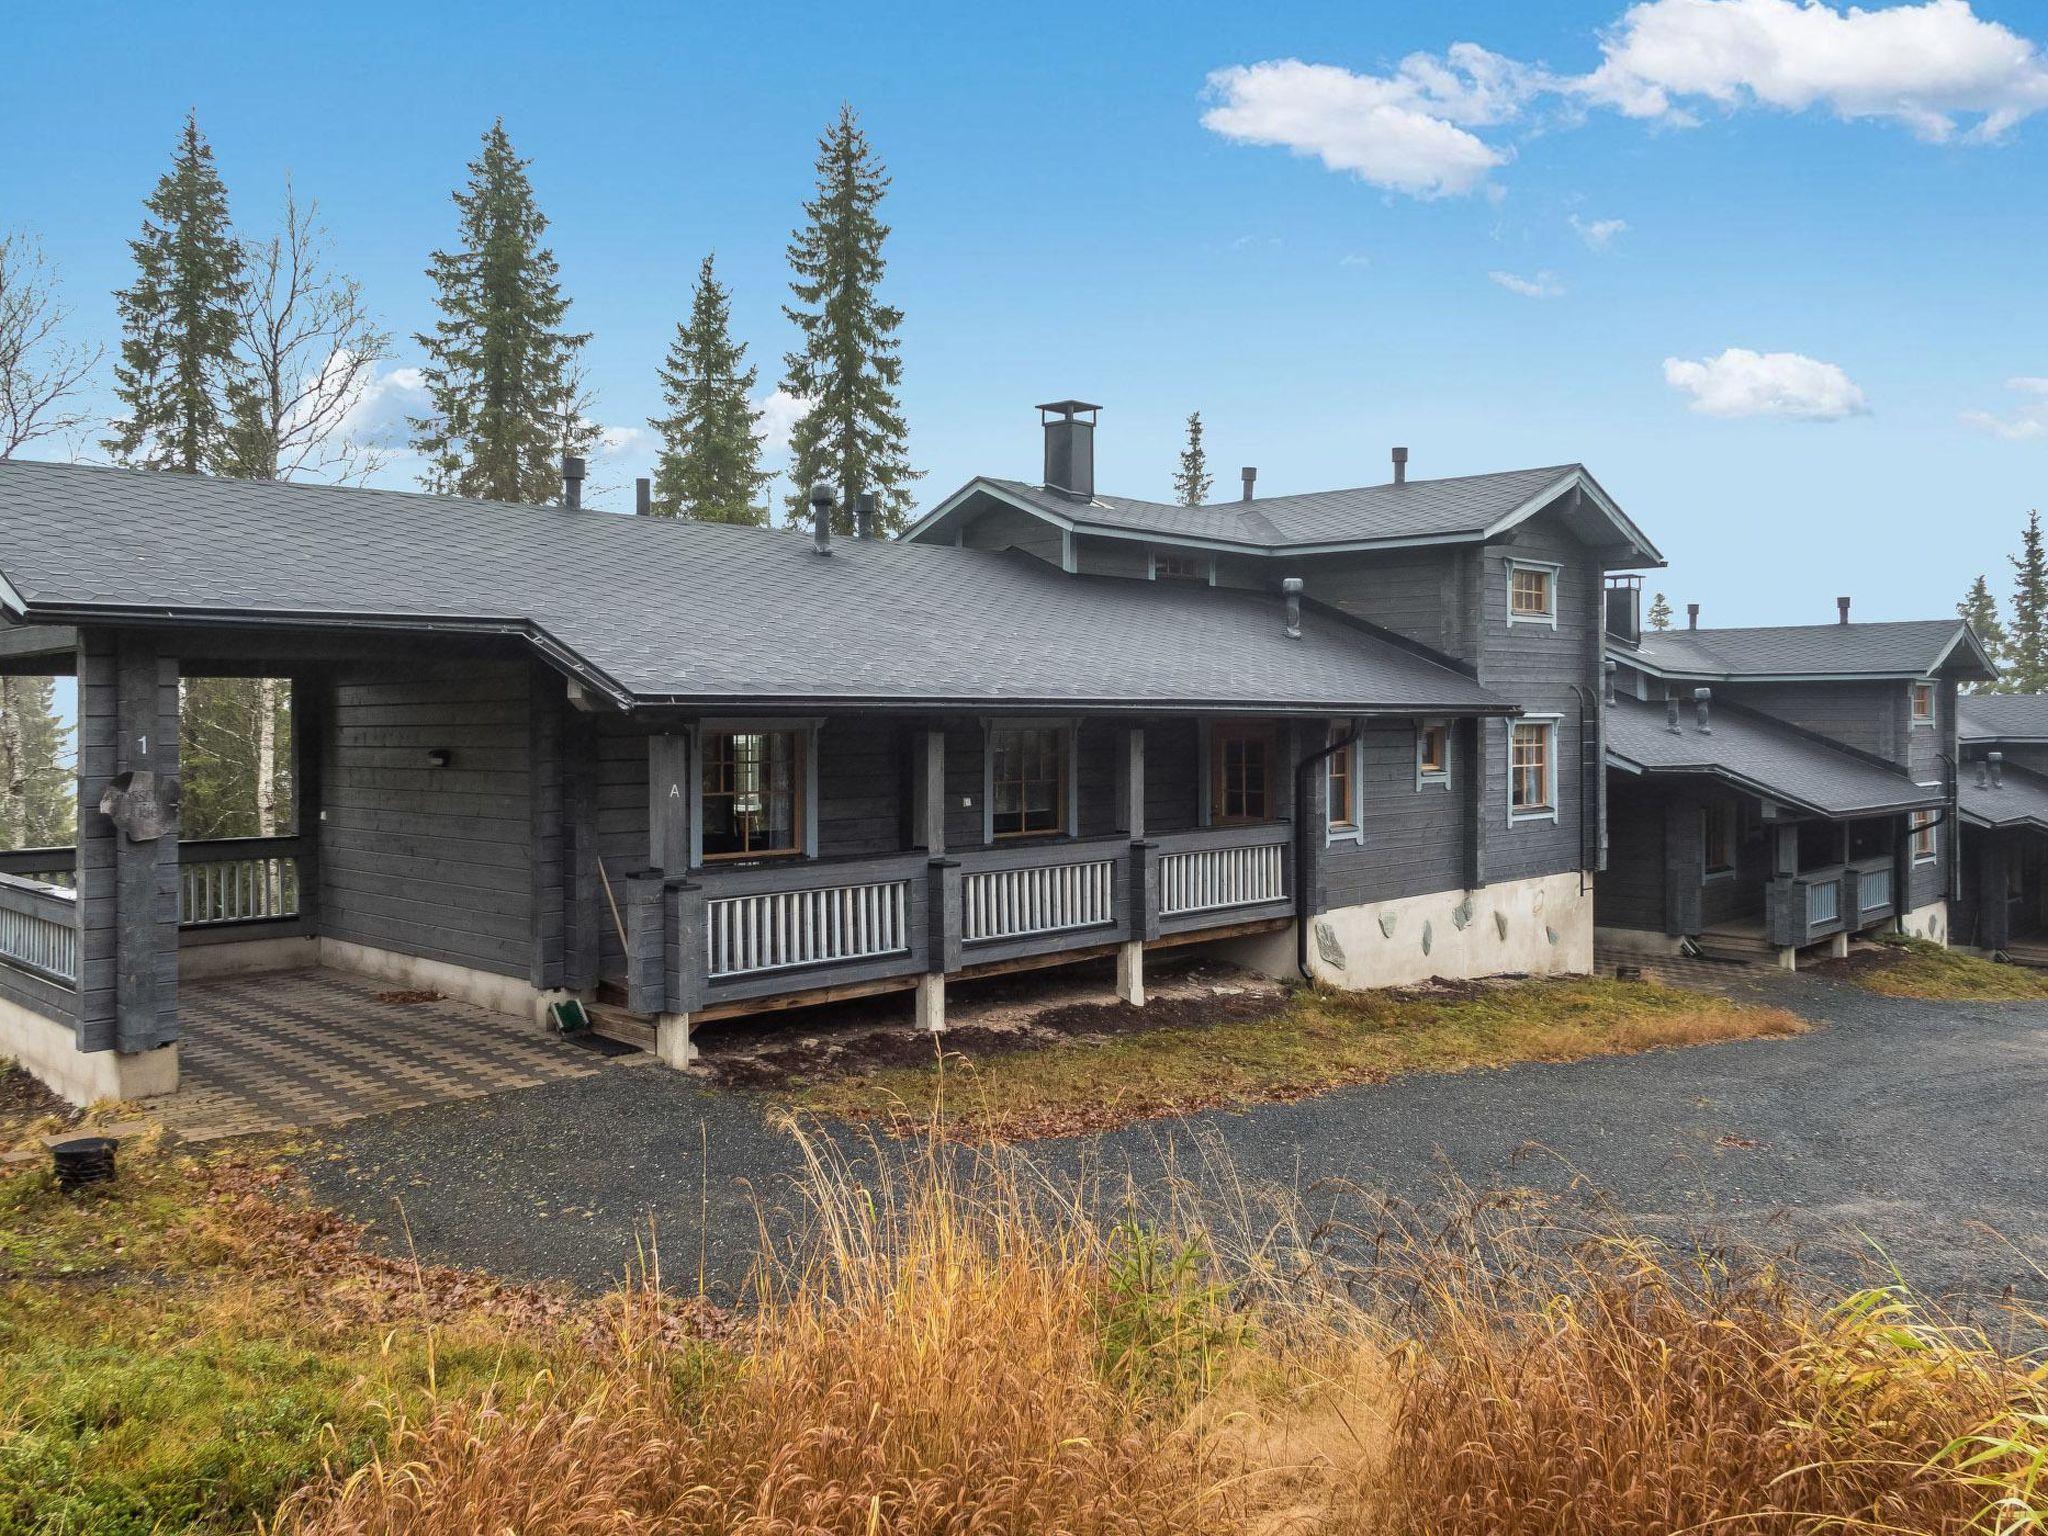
{"left": 1241, "top": 466, "right": 1256, "bottom": 502}
{"left": 809, "top": 481, "right": 835, "bottom": 556}
{"left": 635, "top": 477, "right": 652, "bottom": 517}
{"left": 1282, "top": 577, "right": 1304, "bottom": 639}
{"left": 1391, "top": 446, "right": 1408, "bottom": 485}
{"left": 854, "top": 490, "right": 877, "bottom": 540}
{"left": 1990, "top": 750, "right": 2004, "bottom": 788}
{"left": 1837, "top": 595, "right": 1851, "bottom": 625}
{"left": 1694, "top": 686, "right": 1712, "bottom": 734}
{"left": 1603, "top": 657, "right": 1617, "bottom": 706}
{"left": 1666, "top": 695, "right": 1681, "bottom": 734}
{"left": 561, "top": 455, "right": 586, "bottom": 510}
{"left": 1687, "top": 602, "right": 1699, "bottom": 630}
{"left": 1978, "top": 759, "right": 1991, "bottom": 789}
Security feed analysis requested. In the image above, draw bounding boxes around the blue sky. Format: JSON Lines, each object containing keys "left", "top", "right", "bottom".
{"left": 7, "top": 0, "right": 2048, "bottom": 625}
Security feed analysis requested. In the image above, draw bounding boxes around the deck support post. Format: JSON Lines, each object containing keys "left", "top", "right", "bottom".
{"left": 915, "top": 972, "right": 946, "bottom": 1034}
{"left": 655, "top": 1012, "right": 696, "bottom": 1068}
{"left": 1827, "top": 931, "right": 1849, "bottom": 959}
{"left": 1115, "top": 939, "right": 1145, "bottom": 1007}
{"left": 1775, "top": 945, "right": 1798, "bottom": 971}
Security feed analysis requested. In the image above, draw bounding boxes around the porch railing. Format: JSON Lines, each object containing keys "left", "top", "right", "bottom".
{"left": 0, "top": 846, "right": 76, "bottom": 889}
{"left": 1159, "top": 840, "right": 1287, "bottom": 917}
{"left": 176, "top": 837, "right": 304, "bottom": 929}
{"left": 706, "top": 873, "right": 912, "bottom": 979}
{"left": 0, "top": 872, "right": 77, "bottom": 984}
{"left": 1805, "top": 874, "right": 1841, "bottom": 928}
{"left": 1851, "top": 859, "right": 1893, "bottom": 917}
{"left": 963, "top": 855, "right": 1118, "bottom": 943}
{"left": 1767, "top": 865, "right": 1849, "bottom": 948}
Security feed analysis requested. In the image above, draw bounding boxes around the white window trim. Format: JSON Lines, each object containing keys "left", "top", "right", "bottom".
{"left": 689, "top": 717, "right": 822, "bottom": 867}
{"left": 1701, "top": 802, "right": 1737, "bottom": 884}
{"left": 1504, "top": 557, "right": 1562, "bottom": 629}
{"left": 1909, "top": 681, "right": 1936, "bottom": 729}
{"left": 1910, "top": 802, "right": 1940, "bottom": 866}
{"left": 1506, "top": 713, "right": 1562, "bottom": 827}
{"left": 1415, "top": 718, "right": 1451, "bottom": 792}
{"left": 1326, "top": 719, "right": 1364, "bottom": 846}
{"left": 1146, "top": 547, "right": 1218, "bottom": 586}
{"left": 981, "top": 716, "right": 1080, "bottom": 844}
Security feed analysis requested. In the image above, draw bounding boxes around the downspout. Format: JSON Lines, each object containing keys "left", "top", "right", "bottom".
{"left": 1293, "top": 727, "right": 1360, "bottom": 982}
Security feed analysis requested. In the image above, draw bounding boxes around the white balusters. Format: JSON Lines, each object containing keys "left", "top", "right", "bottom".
{"left": 178, "top": 856, "right": 301, "bottom": 927}
{"left": 962, "top": 858, "right": 1115, "bottom": 942}
{"left": 706, "top": 878, "right": 912, "bottom": 979}
{"left": 1159, "top": 842, "right": 1286, "bottom": 917}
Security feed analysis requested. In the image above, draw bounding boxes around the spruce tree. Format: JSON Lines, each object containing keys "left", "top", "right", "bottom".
{"left": 104, "top": 113, "right": 245, "bottom": 472}
{"left": 650, "top": 254, "right": 769, "bottom": 523}
{"left": 0, "top": 676, "right": 73, "bottom": 851}
{"left": 2010, "top": 510, "right": 2048, "bottom": 693}
{"left": 1174, "top": 411, "right": 1212, "bottom": 505}
{"left": 1958, "top": 574, "right": 2010, "bottom": 692}
{"left": 780, "top": 105, "right": 918, "bottom": 532}
{"left": 411, "top": 121, "right": 595, "bottom": 503}
{"left": 1646, "top": 591, "right": 1674, "bottom": 632}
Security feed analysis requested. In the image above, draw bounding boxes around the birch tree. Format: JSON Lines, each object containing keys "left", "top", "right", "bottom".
{"left": 0, "top": 232, "right": 100, "bottom": 460}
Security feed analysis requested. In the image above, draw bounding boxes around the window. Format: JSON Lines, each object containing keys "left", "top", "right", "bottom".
{"left": 1910, "top": 681, "right": 1935, "bottom": 726}
{"left": 1150, "top": 550, "right": 1209, "bottom": 582}
{"left": 1701, "top": 801, "right": 1736, "bottom": 878}
{"left": 1508, "top": 719, "right": 1556, "bottom": 821}
{"left": 701, "top": 730, "right": 804, "bottom": 860}
{"left": 990, "top": 723, "right": 1069, "bottom": 838}
{"left": 1327, "top": 724, "right": 1360, "bottom": 837}
{"left": 1911, "top": 808, "right": 1938, "bottom": 864}
{"left": 1507, "top": 561, "right": 1557, "bottom": 625}
{"left": 1416, "top": 721, "right": 1449, "bottom": 787}
{"left": 1210, "top": 723, "right": 1275, "bottom": 824}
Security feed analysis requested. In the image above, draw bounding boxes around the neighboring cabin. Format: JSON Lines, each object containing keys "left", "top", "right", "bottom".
{"left": 1955, "top": 694, "right": 2048, "bottom": 958}
{"left": 0, "top": 408, "right": 1661, "bottom": 1107}
{"left": 1596, "top": 596, "right": 1994, "bottom": 968}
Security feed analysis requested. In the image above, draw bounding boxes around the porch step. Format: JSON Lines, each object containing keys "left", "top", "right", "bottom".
{"left": 584, "top": 1002, "right": 656, "bottom": 1053}
{"left": 1998, "top": 938, "right": 2048, "bottom": 970}
{"left": 1694, "top": 931, "right": 1779, "bottom": 965}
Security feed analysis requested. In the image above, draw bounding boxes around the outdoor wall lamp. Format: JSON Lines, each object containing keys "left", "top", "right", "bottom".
{"left": 426, "top": 749, "right": 451, "bottom": 768}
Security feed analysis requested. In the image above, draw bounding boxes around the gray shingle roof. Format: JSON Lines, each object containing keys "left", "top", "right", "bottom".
{"left": 926, "top": 461, "right": 1662, "bottom": 563}
{"left": 1624, "top": 620, "right": 1992, "bottom": 681}
{"left": 1960, "top": 760, "right": 2048, "bottom": 829}
{"left": 1605, "top": 694, "right": 1939, "bottom": 816}
{"left": 1959, "top": 694, "right": 2048, "bottom": 742}
{"left": 0, "top": 459, "right": 1510, "bottom": 715}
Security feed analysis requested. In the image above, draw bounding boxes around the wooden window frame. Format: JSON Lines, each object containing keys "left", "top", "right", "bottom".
{"left": 983, "top": 719, "right": 1077, "bottom": 842}
{"left": 1910, "top": 807, "right": 1939, "bottom": 865}
{"left": 1207, "top": 720, "right": 1278, "bottom": 826}
{"left": 1326, "top": 720, "right": 1363, "bottom": 845}
{"left": 1147, "top": 548, "right": 1215, "bottom": 584}
{"left": 694, "top": 721, "right": 818, "bottom": 865}
{"left": 1910, "top": 681, "right": 1936, "bottom": 727}
{"left": 1701, "top": 800, "right": 1736, "bottom": 880}
{"left": 1416, "top": 720, "right": 1450, "bottom": 790}
{"left": 1507, "top": 716, "right": 1560, "bottom": 825}
{"left": 1505, "top": 559, "right": 1560, "bottom": 628}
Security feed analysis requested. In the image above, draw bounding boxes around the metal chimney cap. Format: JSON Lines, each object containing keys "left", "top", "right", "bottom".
{"left": 562, "top": 456, "right": 586, "bottom": 479}
{"left": 1281, "top": 576, "right": 1304, "bottom": 595}
{"left": 808, "top": 481, "right": 835, "bottom": 505}
{"left": 1035, "top": 399, "right": 1101, "bottom": 420}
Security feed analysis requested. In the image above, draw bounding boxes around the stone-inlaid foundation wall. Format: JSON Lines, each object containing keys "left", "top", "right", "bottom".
{"left": 1306, "top": 871, "right": 1595, "bottom": 991}
{"left": 1897, "top": 898, "right": 1948, "bottom": 946}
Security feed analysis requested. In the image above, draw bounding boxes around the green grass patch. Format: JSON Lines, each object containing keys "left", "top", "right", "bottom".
{"left": 1846, "top": 935, "right": 2048, "bottom": 1001}
{"left": 796, "top": 975, "right": 1808, "bottom": 1141}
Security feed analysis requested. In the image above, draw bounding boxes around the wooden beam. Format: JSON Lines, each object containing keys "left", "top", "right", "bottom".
{"left": 917, "top": 727, "right": 946, "bottom": 855}
{"left": 1118, "top": 724, "right": 1145, "bottom": 839}
{"left": 648, "top": 733, "right": 690, "bottom": 875}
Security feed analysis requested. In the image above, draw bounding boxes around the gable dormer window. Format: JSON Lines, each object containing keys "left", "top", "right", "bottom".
{"left": 1910, "top": 681, "right": 1935, "bottom": 726}
{"left": 1506, "top": 559, "right": 1559, "bottom": 627}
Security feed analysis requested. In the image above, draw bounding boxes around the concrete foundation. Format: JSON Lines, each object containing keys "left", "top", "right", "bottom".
{"left": 1195, "top": 921, "right": 1299, "bottom": 982}
{"left": 0, "top": 993, "right": 178, "bottom": 1105}
{"left": 655, "top": 1012, "right": 695, "bottom": 1068}
{"left": 1306, "top": 871, "right": 1594, "bottom": 991}
{"left": 1115, "top": 940, "right": 1145, "bottom": 1006}
{"left": 317, "top": 937, "right": 550, "bottom": 1023}
{"left": 1898, "top": 899, "right": 1949, "bottom": 946}
{"left": 915, "top": 972, "right": 946, "bottom": 1033}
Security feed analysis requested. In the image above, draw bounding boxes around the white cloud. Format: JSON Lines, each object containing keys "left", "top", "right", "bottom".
{"left": 1203, "top": 1, "right": 2048, "bottom": 194}
{"left": 1339, "top": 251, "right": 1373, "bottom": 268}
{"left": 1578, "top": 0, "right": 2048, "bottom": 142}
{"left": 1200, "top": 50, "right": 1536, "bottom": 198}
{"left": 754, "top": 388, "right": 808, "bottom": 458}
{"left": 332, "top": 361, "right": 427, "bottom": 447}
{"left": 1662, "top": 347, "right": 1869, "bottom": 419}
{"left": 1570, "top": 214, "right": 1629, "bottom": 248}
{"left": 1489, "top": 269, "right": 1564, "bottom": 298}
{"left": 1962, "top": 376, "right": 2048, "bottom": 440}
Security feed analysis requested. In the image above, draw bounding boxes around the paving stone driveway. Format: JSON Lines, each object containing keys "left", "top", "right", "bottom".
{"left": 152, "top": 969, "right": 632, "bottom": 1141}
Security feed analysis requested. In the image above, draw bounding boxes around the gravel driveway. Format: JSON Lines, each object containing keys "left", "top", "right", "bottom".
{"left": 296, "top": 969, "right": 2048, "bottom": 1312}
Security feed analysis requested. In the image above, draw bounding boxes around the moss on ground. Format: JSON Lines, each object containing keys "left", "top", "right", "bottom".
{"left": 796, "top": 975, "right": 1808, "bottom": 1141}
{"left": 1841, "top": 935, "right": 2048, "bottom": 1001}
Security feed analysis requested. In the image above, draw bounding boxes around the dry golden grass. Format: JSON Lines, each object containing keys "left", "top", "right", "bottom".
{"left": 1845, "top": 936, "right": 2048, "bottom": 1002}
{"left": 274, "top": 1126, "right": 2048, "bottom": 1536}
{"left": 797, "top": 975, "right": 1808, "bottom": 1141}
